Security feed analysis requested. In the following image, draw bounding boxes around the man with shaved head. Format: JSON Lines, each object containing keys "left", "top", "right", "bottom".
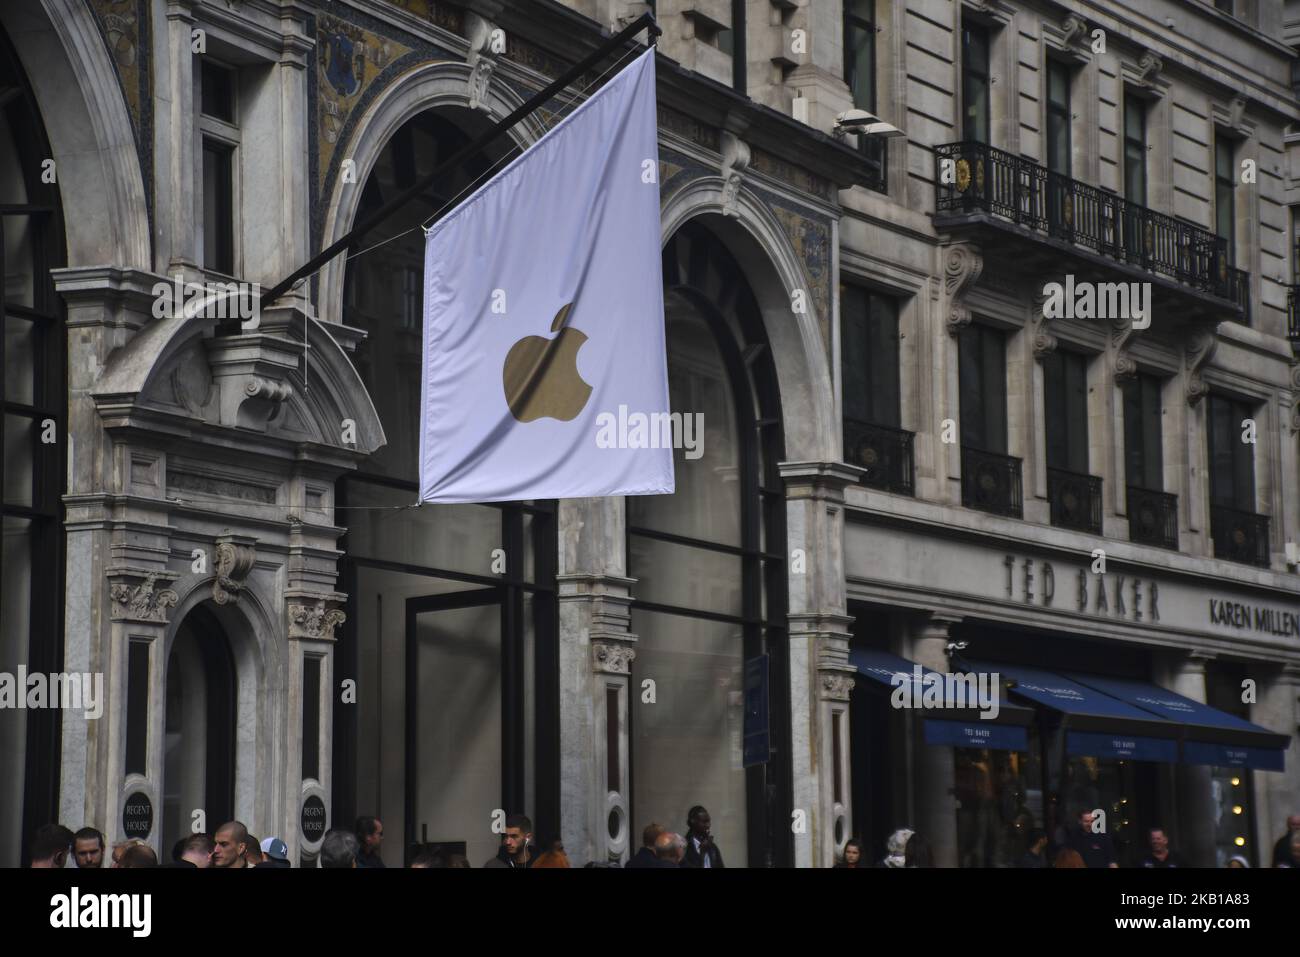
{"left": 651, "top": 831, "right": 685, "bottom": 868}
{"left": 211, "top": 821, "right": 251, "bottom": 868}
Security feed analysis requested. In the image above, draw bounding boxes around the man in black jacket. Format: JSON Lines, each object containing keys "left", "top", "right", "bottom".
{"left": 484, "top": 815, "right": 537, "bottom": 868}
{"left": 681, "top": 806, "right": 724, "bottom": 868}
{"left": 1066, "top": 809, "right": 1118, "bottom": 868}
{"left": 626, "top": 822, "right": 664, "bottom": 868}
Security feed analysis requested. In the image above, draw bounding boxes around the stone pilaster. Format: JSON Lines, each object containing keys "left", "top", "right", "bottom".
{"left": 780, "top": 460, "right": 860, "bottom": 868}
{"left": 1252, "top": 663, "right": 1300, "bottom": 862}
{"left": 556, "top": 496, "right": 633, "bottom": 865}
{"left": 1160, "top": 651, "right": 1218, "bottom": 866}
{"left": 904, "top": 612, "right": 963, "bottom": 868}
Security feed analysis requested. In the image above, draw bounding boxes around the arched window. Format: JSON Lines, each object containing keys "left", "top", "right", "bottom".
{"left": 627, "top": 219, "right": 790, "bottom": 867}
{"left": 334, "top": 108, "right": 560, "bottom": 865}
{"left": 0, "top": 25, "right": 66, "bottom": 867}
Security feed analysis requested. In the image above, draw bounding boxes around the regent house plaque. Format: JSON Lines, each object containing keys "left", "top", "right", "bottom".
{"left": 301, "top": 795, "right": 326, "bottom": 843}
{"left": 122, "top": 792, "right": 153, "bottom": 839}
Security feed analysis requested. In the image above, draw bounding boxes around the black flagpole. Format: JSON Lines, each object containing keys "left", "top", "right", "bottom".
{"left": 260, "top": 12, "right": 661, "bottom": 308}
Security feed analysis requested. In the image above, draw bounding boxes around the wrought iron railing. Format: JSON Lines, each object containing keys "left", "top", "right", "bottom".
{"left": 935, "top": 141, "right": 1250, "bottom": 314}
{"left": 1126, "top": 486, "right": 1178, "bottom": 551}
{"left": 843, "top": 418, "right": 914, "bottom": 495}
{"left": 961, "top": 447, "right": 1023, "bottom": 518}
{"left": 1047, "top": 467, "right": 1102, "bottom": 534}
{"left": 1210, "top": 504, "right": 1271, "bottom": 568}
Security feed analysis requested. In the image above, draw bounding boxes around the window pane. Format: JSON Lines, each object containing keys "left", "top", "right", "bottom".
{"left": 1124, "top": 95, "right": 1145, "bottom": 141}
{"left": 0, "top": 516, "right": 31, "bottom": 867}
{"left": 125, "top": 639, "right": 150, "bottom": 776}
{"left": 1139, "top": 376, "right": 1163, "bottom": 488}
{"left": 3, "top": 212, "right": 35, "bottom": 309}
{"left": 627, "top": 297, "right": 742, "bottom": 547}
{"left": 845, "top": 22, "right": 876, "bottom": 111}
{"left": 345, "top": 480, "right": 504, "bottom": 576}
{"left": 964, "top": 77, "right": 989, "bottom": 144}
{"left": 630, "top": 609, "right": 747, "bottom": 867}
{"left": 1048, "top": 62, "right": 1069, "bottom": 108}
{"left": 3, "top": 413, "right": 33, "bottom": 507}
{"left": 980, "top": 328, "right": 1007, "bottom": 452}
{"left": 1124, "top": 142, "right": 1146, "bottom": 203}
{"left": 202, "top": 143, "right": 234, "bottom": 274}
{"left": 841, "top": 286, "right": 900, "bottom": 426}
{"left": 628, "top": 535, "right": 743, "bottom": 618}
{"left": 4, "top": 314, "right": 36, "bottom": 405}
{"left": 302, "top": 656, "right": 321, "bottom": 781}
{"left": 412, "top": 601, "right": 502, "bottom": 866}
{"left": 200, "top": 61, "right": 235, "bottom": 122}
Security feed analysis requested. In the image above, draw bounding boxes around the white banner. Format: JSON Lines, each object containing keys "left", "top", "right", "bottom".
{"left": 418, "top": 49, "right": 672, "bottom": 503}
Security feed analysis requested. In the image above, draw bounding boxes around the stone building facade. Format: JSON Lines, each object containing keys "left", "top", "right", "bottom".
{"left": 0, "top": 0, "right": 1297, "bottom": 868}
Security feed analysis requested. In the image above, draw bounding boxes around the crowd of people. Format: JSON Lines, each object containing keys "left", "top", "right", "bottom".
{"left": 22, "top": 807, "right": 1300, "bottom": 869}
{"left": 832, "top": 810, "right": 1300, "bottom": 869}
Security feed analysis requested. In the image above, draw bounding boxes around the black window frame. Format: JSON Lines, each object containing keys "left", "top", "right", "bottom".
{"left": 1045, "top": 58, "right": 1072, "bottom": 176}
{"left": 961, "top": 21, "right": 992, "bottom": 145}
{"left": 1042, "top": 349, "right": 1089, "bottom": 474}
{"left": 1121, "top": 372, "right": 1164, "bottom": 492}
{"left": 1215, "top": 134, "right": 1236, "bottom": 256}
{"left": 1123, "top": 91, "right": 1148, "bottom": 205}
{"left": 840, "top": 282, "right": 901, "bottom": 429}
{"left": 957, "top": 322, "right": 1008, "bottom": 454}
{"left": 843, "top": 0, "right": 887, "bottom": 190}
{"left": 1206, "top": 393, "right": 1256, "bottom": 512}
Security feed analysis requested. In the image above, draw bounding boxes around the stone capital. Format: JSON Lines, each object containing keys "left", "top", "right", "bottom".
{"left": 778, "top": 461, "right": 864, "bottom": 499}
{"left": 108, "top": 568, "right": 181, "bottom": 624}
{"left": 287, "top": 593, "right": 347, "bottom": 641}
{"left": 592, "top": 641, "right": 636, "bottom": 675}
{"left": 819, "top": 672, "right": 855, "bottom": 702}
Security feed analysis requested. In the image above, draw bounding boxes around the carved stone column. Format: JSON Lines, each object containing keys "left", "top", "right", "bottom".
{"left": 1160, "top": 651, "right": 1218, "bottom": 866}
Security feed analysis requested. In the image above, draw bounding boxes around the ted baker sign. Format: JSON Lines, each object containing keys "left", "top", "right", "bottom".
{"left": 1003, "top": 556, "right": 1159, "bottom": 621}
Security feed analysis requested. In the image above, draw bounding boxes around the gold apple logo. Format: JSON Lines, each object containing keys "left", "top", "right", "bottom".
{"left": 502, "top": 302, "right": 593, "bottom": 422}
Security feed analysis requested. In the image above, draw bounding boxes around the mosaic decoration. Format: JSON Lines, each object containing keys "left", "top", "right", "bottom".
{"left": 658, "top": 104, "right": 721, "bottom": 152}
{"left": 750, "top": 147, "right": 833, "bottom": 203}
{"left": 85, "top": 0, "right": 153, "bottom": 236}
{"left": 767, "top": 199, "right": 833, "bottom": 362}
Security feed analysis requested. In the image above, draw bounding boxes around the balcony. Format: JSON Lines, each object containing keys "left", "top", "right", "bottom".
{"left": 1210, "top": 504, "right": 1270, "bottom": 568}
{"left": 1127, "top": 486, "right": 1178, "bottom": 551}
{"left": 1047, "top": 467, "right": 1102, "bottom": 535}
{"left": 934, "top": 141, "right": 1249, "bottom": 320}
{"left": 961, "top": 447, "right": 1023, "bottom": 518}
{"left": 844, "top": 418, "right": 914, "bottom": 495}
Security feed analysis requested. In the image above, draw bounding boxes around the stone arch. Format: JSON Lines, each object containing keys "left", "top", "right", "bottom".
{"left": 317, "top": 60, "right": 544, "bottom": 321}
{"left": 0, "top": 0, "right": 151, "bottom": 269}
{"left": 660, "top": 179, "right": 838, "bottom": 464}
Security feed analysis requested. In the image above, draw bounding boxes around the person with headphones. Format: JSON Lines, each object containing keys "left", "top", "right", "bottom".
{"left": 681, "top": 806, "right": 724, "bottom": 868}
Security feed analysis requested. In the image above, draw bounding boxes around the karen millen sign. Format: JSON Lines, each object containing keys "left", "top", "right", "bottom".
{"left": 1208, "top": 599, "right": 1300, "bottom": 637}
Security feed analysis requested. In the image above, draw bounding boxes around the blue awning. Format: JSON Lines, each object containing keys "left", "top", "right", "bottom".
{"left": 970, "top": 661, "right": 1180, "bottom": 760}
{"left": 1065, "top": 672, "right": 1289, "bottom": 771}
{"left": 849, "top": 647, "right": 1032, "bottom": 750}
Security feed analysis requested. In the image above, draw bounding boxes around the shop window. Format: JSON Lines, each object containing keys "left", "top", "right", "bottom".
{"left": 0, "top": 23, "right": 66, "bottom": 867}
{"left": 954, "top": 738, "right": 1043, "bottom": 868}
{"left": 628, "top": 220, "right": 790, "bottom": 868}
{"left": 1206, "top": 667, "right": 1257, "bottom": 866}
{"left": 336, "top": 108, "right": 559, "bottom": 863}
{"left": 1059, "top": 755, "right": 1158, "bottom": 868}
{"left": 961, "top": 22, "right": 991, "bottom": 144}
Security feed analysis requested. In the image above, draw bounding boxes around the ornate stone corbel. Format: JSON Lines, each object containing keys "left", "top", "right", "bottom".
{"left": 1060, "top": 13, "right": 1088, "bottom": 49}
{"left": 1136, "top": 51, "right": 1163, "bottom": 87}
{"left": 1030, "top": 289, "right": 1058, "bottom": 361}
{"left": 465, "top": 12, "right": 499, "bottom": 113}
{"left": 109, "top": 570, "right": 180, "bottom": 623}
{"left": 720, "top": 131, "right": 751, "bottom": 218}
{"left": 944, "top": 243, "right": 984, "bottom": 337}
{"left": 592, "top": 641, "right": 636, "bottom": 675}
{"left": 1183, "top": 326, "right": 1220, "bottom": 406}
{"left": 288, "top": 598, "right": 347, "bottom": 641}
{"left": 1109, "top": 315, "right": 1139, "bottom": 382}
{"left": 820, "top": 672, "right": 855, "bottom": 702}
{"left": 213, "top": 536, "right": 257, "bottom": 605}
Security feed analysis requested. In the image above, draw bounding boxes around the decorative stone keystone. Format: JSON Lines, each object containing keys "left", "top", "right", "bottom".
{"left": 213, "top": 535, "right": 257, "bottom": 605}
